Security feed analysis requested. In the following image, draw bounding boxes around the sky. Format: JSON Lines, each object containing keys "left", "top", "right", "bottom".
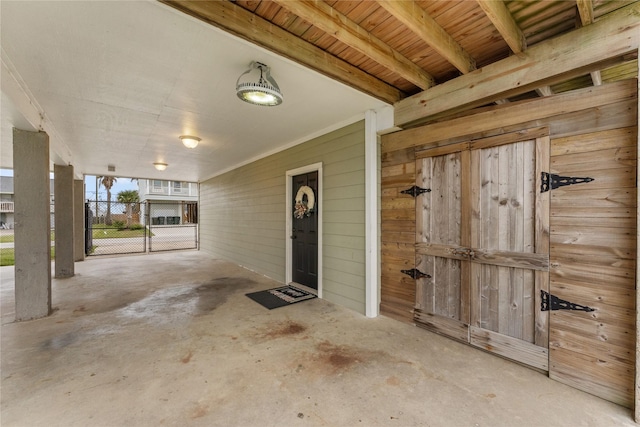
{"left": 1, "top": 169, "right": 138, "bottom": 201}
{"left": 85, "top": 175, "right": 138, "bottom": 201}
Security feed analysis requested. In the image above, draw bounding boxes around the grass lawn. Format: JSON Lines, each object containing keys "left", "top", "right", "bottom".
{"left": 1, "top": 247, "right": 55, "bottom": 267}
{"left": 0, "top": 231, "right": 55, "bottom": 243}
{"left": 92, "top": 226, "right": 151, "bottom": 239}
{"left": 1, "top": 229, "right": 149, "bottom": 242}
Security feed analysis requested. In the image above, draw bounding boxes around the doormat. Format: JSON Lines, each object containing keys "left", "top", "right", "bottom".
{"left": 246, "top": 285, "right": 317, "bottom": 310}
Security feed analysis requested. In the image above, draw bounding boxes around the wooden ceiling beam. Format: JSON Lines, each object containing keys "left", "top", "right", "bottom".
{"left": 576, "top": 0, "right": 603, "bottom": 86}
{"left": 271, "top": 0, "right": 435, "bottom": 90}
{"left": 536, "top": 86, "right": 554, "bottom": 97}
{"left": 158, "top": 0, "right": 403, "bottom": 104}
{"left": 576, "top": 0, "right": 594, "bottom": 25}
{"left": 384, "top": 79, "right": 635, "bottom": 152}
{"left": 393, "top": 2, "right": 639, "bottom": 127}
{"left": 376, "top": 0, "right": 477, "bottom": 74}
{"left": 476, "top": 0, "right": 526, "bottom": 54}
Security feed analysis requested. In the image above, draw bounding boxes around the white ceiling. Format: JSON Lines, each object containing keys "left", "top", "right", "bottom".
{"left": 0, "top": 0, "right": 388, "bottom": 182}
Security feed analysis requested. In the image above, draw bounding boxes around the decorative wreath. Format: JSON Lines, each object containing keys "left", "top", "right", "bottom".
{"left": 294, "top": 185, "right": 315, "bottom": 219}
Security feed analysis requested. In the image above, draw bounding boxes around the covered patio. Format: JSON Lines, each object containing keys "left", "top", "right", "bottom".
{"left": 0, "top": 252, "right": 634, "bottom": 426}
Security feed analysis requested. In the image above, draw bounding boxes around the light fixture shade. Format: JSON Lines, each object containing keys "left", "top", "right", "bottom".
{"left": 236, "top": 61, "right": 283, "bottom": 106}
{"left": 153, "top": 162, "right": 168, "bottom": 171}
{"left": 180, "top": 135, "right": 200, "bottom": 149}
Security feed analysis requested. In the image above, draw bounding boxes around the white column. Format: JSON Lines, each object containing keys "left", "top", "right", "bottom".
{"left": 365, "top": 110, "right": 380, "bottom": 318}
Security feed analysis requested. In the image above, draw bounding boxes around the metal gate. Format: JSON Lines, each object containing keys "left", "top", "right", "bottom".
{"left": 85, "top": 200, "right": 147, "bottom": 256}
{"left": 147, "top": 201, "right": 198, "bottom": 252}
{"left": 85, "top": 200, "right": 198, "bottom": 256}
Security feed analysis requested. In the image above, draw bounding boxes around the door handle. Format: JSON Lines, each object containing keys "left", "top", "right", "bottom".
{"left": 291, "top": 228, "right": 297, "bottom": 239}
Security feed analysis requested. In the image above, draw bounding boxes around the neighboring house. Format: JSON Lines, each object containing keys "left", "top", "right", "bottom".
{"left": 0, "top": 176, "right": 55, "bottom": 229}
{"left": 137, "top": 179, "right": 198, "bottom": 225}
{"left": 0, "top": 176, "right": 14, "bottom": 229}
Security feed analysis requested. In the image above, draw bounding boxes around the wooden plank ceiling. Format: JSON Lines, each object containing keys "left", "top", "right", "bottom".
{"left": 162, "top": 0, "right": 638, "bottom": 107}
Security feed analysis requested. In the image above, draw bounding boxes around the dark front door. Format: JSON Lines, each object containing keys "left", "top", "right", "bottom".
{"left": 291, "top": 171, "right": 318, "bottom": 289}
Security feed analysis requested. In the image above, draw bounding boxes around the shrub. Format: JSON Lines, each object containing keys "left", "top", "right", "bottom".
{"left": 129, "top": 223, "right": 144, "bottom": 230}
{"left": 112, "top": 220, "right": 126, "bottom": 230}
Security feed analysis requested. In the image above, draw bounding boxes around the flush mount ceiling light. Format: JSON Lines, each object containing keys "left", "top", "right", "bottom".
{"left": 179, "top": 135, "right": 201, "bottom": 149}
{"left": 236, "top": 61, "right": 283, "bottom": 106}
{"left": 153, "top": 162, "right": 168, "bottom": 171}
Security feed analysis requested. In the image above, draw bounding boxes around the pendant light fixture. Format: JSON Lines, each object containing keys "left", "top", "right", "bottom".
{"left": 236, "top": 61, "right": 283, "bottom": 106}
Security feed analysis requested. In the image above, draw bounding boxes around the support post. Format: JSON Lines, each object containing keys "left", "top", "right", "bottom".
{"left": 365, "top": 110, "right": 380, "bottom": 318}
{"left": 73, "top": 179, "right": 84, "bottom": 261}
{"left": 13, "top": 129, "right": 51, "bottom": 321}
{"left": 54, "top": 164, "right": 74, "bottom": 277}
{"left": 635, "top": 59, "right": 640, "bottom": 424}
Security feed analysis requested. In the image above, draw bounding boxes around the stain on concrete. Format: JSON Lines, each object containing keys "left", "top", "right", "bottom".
{"left": 117, "top": 278, "right": 255, "bottom": 322}
{"left": 66, "top": 277, "right": 254, "bottom": 321}
{"left": 181, "top": 350, "right": 193, "bottom": 364}
{"left": 192, "top": 277, "right": 255, "bottom": 315}
{"left": 69, "top": 291, "right": 146, "bottom": 317}
{"left": 190, "top": 403, "right": 209, "bottom": 419}
{"left": 293, "top": 340, "right": 400, "bottom": 379}
{"left": 386, "top": 376, "right": 401, "bottom": 386}
{"left": 251, "top": 320, "right": 308, "bottom": 341}
{"left": 40, "top": 332, "right": 78, "bottom": 350}
{"left": 315, "top": 341, "right": 362, "bottom": 372}
{"left": 267, "top": 321, "right": 307, "bottom": 338}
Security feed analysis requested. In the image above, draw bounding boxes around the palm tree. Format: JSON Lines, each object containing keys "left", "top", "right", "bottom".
{"left": 98, "top": 176, "right": 117, "bottom": 225}
{"left": 116, "top": 190, "right": 139, "bottom": 228}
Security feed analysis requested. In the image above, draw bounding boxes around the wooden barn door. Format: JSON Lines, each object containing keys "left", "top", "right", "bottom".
{"left": 467, "top": 132, "right": 550, "bottom": 370}
{"left": 415, "top": 129, "right": 550, "bottom": 370}
{"left": 414, "top": 145, "right": 470, "bottom": 342}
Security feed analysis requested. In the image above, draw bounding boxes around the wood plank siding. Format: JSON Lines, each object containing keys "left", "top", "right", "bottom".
{"left": 549, "top": 126, "right": 637, "bottom": 407}
{"left": 200, "top": 121, "right": 367, "bottom": 313}
{"left": 380, "top": 79, "right": 638, "bottom": 407}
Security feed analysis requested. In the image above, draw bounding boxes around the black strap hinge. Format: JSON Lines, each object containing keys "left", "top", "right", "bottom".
{"left": 401, "top": 268, "right": 431, "bottom": 280}
{"left": 400, "top": 185, "right": 431, "bottom": 198}
{"left": 541, "top": 172, "right": 594, "bottom": 193}
{"left": 541, "top": 290, "right": 595, "bottom": 312}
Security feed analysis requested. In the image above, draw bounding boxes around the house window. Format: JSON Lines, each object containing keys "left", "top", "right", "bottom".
{"left": 173, "top": 181, "right": 184, "bottom": 193}
{"left": 151, "top": 180, "right": 165, "bottom": 193}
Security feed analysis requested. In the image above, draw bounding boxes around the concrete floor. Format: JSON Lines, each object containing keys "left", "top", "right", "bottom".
{"left": 0, "top": 251, "right": 635, "bottom": 426}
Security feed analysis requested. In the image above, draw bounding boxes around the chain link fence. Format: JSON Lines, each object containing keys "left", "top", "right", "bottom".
{"left": 85, "top": 200, "right": 197, "bottom": 256}
{"left": 147, "top": 201, "right": 198, "bottom": 252}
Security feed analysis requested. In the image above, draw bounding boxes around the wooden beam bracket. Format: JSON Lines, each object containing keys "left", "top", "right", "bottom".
{"left": 400, "top": 185, "right": 431, "bottom": 197}
{"left": 540, "top": 172, "right": 594, "bottom": 193}
{"left": 401, "top": 268, "right": 431, "bottom": 280}
{"left": 540, "top": 290, "right": 595, "bottom": 312}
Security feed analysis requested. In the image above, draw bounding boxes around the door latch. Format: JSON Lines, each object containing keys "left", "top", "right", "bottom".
{"left": 449, "top": 247, "right": 475, "bottom": 259}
